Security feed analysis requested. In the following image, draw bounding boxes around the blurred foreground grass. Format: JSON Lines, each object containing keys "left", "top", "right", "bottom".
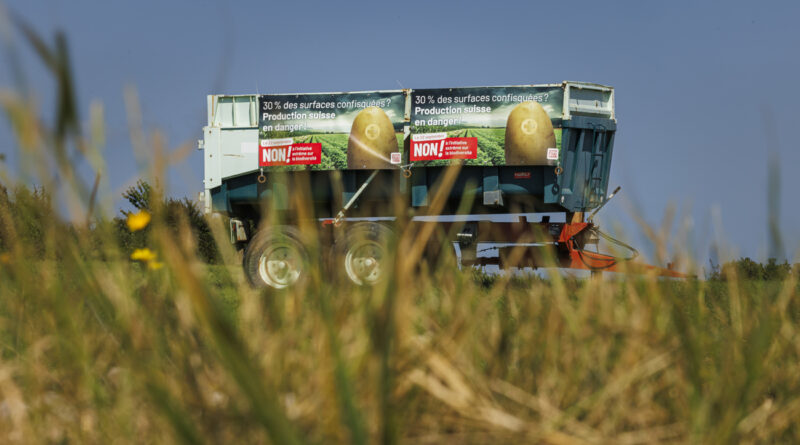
{"left": 2, "top": 18, "right": 800, "bottom": 445}
{"left": 2, "top": 240, "right": 800, "bottom": 444}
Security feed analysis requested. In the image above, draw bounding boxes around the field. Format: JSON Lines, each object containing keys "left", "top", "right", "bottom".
{"left": 2, "top": 25, "right": 800, "bottom": 445}
{"left": 2, "top": 221, "right": 800, "bottom": 443}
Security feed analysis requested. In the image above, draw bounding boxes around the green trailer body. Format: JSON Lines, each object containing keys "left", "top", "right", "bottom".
{"left": 202, "top": 81, "right": 616, "bottom": 218}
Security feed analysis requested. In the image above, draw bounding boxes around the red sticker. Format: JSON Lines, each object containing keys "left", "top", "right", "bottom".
{"left": 410, "top": 135, "right": 478, "bottom": 161}
{"left": 259, "top": 140, "right": 321, "bottom": 166}
{"left": 514, "top": 171, "right": 531, "bottom": 179}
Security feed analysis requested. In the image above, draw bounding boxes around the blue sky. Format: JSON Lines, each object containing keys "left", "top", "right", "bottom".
{"left": 1, "top": 0, "right": 799, "bottom": 265}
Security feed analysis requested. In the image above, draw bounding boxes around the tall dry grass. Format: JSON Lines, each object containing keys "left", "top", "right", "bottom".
{"left": 1, "top": 17, "right": 800, "bottom": 445}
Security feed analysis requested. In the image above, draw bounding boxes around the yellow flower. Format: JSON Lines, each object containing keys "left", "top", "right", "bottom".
{"left": 147, "top": 261, "right": 164, "bottom": 270}
{"left": 126, "top": 210, "right": 151, "bottom": 232}
{"left": 130, "top": 248, "right": 157, "bottom": 262}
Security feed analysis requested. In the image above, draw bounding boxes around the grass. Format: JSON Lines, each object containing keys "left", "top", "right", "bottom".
{"left": 2, "top": 252, "right": 799, "bottom": 443}
{"left": 2, "top": 17, "right": 800, "bottom": 444}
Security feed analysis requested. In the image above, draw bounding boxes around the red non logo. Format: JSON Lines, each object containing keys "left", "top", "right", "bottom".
{"left": 410, "top": 137, "right": 477, "bottom": 161}
{"left": 259, "top": 142, "right": 321, "bottom": 166}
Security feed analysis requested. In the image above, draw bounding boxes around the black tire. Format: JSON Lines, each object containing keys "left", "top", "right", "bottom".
{"left": 243, "top": 225, "right": 308, "bottom": 289}
{"left": 332, "top": 222, "right": 395, "bottom": 286}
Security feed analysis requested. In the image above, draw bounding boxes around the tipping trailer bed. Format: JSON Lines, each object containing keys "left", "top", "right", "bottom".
{"left": 203, "top": 81, "right": 615, "bottom": 219}
{"left": 200, "top": 82, "right": 680, "bottom": 288}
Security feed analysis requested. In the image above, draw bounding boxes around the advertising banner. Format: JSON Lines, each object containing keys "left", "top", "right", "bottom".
{"left": 409, "top": 86, "right": 564, "bottom": 166}
{"left": 256, "top": 86, "right": 568, "bottom": 170}
{"left": 258, "top": 91, "right": 405, "bottom": 170}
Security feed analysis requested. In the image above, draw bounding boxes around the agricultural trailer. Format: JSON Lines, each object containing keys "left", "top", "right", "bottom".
{"left": 199, "top": 81, "right": 680, "bottom": 288}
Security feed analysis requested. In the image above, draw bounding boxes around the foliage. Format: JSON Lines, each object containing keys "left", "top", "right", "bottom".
{"left": 0, "top": 179, "right": 219, "bottom": 264}
{"left": 0, "top": 183, "right": 67, "bottom": 258}
{"left": 121, "top": 179, "right": 152, "bottom": 212}
{"left": 708, "top": 257, "right": 796, "bottom": 281}
{"left": 113, "top": 179, "right": 219, "bottom": 263}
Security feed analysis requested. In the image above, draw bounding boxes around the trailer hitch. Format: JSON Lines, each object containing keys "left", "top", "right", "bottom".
{"left": 560, "top": 222, "right": 685, "bottom": 277}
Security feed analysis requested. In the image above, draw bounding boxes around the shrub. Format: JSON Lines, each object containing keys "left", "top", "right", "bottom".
{"left": 115, "top": 180, "right": 220, "bottom": 263}
{"left": 710, "top": 257, "right": 796, "bottom": 281}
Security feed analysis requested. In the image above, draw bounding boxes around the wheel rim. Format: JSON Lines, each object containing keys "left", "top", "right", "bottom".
{"left": 344, "top": 239, "right": 386, "bottom": 285}
{"left": 258, "top": 241, "right": 304, "bottom": 289}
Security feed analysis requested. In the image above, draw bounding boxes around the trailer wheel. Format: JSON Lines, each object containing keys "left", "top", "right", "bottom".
{"left": 336, "top": 222, "right": 395, "bottom": 286}
{"left": 244, "top": 226, "right": 308, "bottom": 289}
